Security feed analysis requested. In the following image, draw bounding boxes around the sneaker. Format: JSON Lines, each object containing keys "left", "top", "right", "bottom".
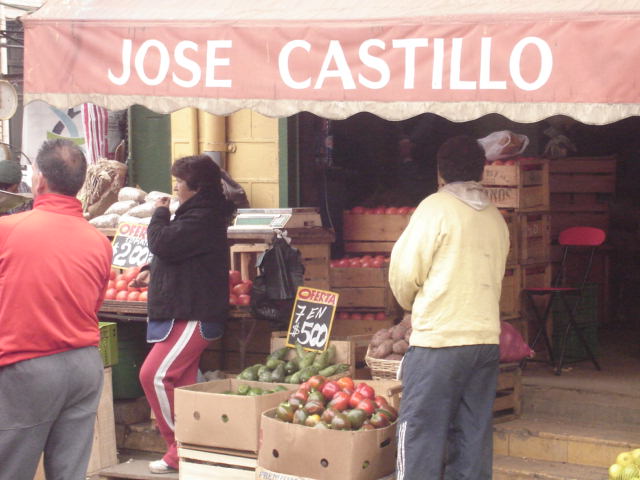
{"left": 148, "top": 459, "right": 178, "bottom": 474}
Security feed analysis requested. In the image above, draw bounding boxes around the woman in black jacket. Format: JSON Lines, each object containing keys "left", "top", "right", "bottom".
{"left": 139, "top": 155, "right": 236, "bottom": 474}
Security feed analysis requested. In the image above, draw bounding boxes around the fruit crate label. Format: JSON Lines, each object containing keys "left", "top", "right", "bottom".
{"left": 286, "top": 286, "right": 339, "bottom": 353}
{"left": 111, "top": 219, "right": 154, "bottom": 269}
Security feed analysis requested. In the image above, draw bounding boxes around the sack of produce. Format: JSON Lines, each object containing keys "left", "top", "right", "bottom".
{"left": 499, "top": 321, "right": 534, "bottom": 363}
{"left": 118, "top": 186, "right": 147, "bottom": 203}
{"left": 145, "top": 190, "right": 172, "bottom": 203}
{"left": 77, "top": 159, "right": 128, "bottom": 219}
{"left": 89, "top": 213, "right": 121, "bottom": 229}
{"left": 105, "top": 200, "right": 139, "bottom": 216}
{"left": 478, "top": 130, "right": 529, "bottom": 162}
{"left": 126, "top": 202, "right": 156, "bottom": 218}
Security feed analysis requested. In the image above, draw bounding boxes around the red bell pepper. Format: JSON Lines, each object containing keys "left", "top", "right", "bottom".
{"left": 348, "top": 391, "right": 365, "bottom": 409}
{"left": 356, "top": 398, "right": 376, "bottom": 416}
{"left": 336, "top": 376, "right": 354, "bottom": 392}
{"left": 355, "top": 382, "right": 376, "bottom": 400}
{"left": 327, "top": 391, "right": 350, "bottom": 411}
{"left": 374, "top": 395, "right": 390, "bottom": 409}
{"left": 320, "top": 380, "right": 341, "bottom": 401}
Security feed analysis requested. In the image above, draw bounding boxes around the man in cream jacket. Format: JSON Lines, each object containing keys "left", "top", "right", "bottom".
{"left": 389, "top": 135, "right": 509, "bottom": 480}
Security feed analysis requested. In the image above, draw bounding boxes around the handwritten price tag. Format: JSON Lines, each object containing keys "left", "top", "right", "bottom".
{"left": 111, "top": 219, "right": 154, "bottom": 269}
{"left": 286, "top": 287, "right": 339, "bottom": 353}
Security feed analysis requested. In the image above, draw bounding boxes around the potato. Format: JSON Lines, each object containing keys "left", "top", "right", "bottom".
{"left": 370, "top": 328, "right": 392, "bottom": 348}
{"left": 385, "top": 353, "right": 404, "bottom": 361}
{"left": 391, "top": 324, "right": 408, "bottom": 341}
{"left": 404, "top": 328, "right": 412, "bottom": 343}
{"left": 372, "top": 339, "right": 394, "bottom": 359}
{"left": 392, "top": 339, "right": 409, "bottom": 355}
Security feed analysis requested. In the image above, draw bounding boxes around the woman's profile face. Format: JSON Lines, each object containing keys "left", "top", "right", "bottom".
{"left": 173, "top": 177, "right": 198, "bottom": 204}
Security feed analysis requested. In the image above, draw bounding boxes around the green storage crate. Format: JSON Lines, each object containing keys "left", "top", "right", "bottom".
{"left": 551, "top": 282, "right": 598, "bottom": 362}
{"left": 99, "top": 322, "right": 118, "bottom": 367}
{"left": 111, "top": 323, "right": 150, "bottom": 399}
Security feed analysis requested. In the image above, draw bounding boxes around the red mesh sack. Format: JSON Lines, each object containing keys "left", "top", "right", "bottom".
{"left": 499, "top": 321, "right": 534, "bottom": 363}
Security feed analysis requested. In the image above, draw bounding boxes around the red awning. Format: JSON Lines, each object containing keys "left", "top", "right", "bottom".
{"left": 21, "top": 0, "right": 640, "bottom": 123}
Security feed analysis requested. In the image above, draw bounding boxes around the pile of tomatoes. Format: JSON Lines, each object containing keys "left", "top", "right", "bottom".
{"left": 104, "top": 266, "right": 147, "bottom": 302}
{"left": 275, "top": 375, "right": 398, "bottom": 431}
{"left": 329, "top": 254, "right": 390, "bottom": 268}
{"left": 229, "top": 269, "right": 252, "bottom": 306}
{"left": 348, "top": 206, "right": 415, "bottom": 215}
{"left": 336, "top": 311, "right": 387, "bottom": 321}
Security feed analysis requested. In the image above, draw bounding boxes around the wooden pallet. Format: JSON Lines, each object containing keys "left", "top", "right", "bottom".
{"left": 493, "top": 363, "right": 522, "bottom": 424}
{"left": 178, "top": 446, "right": 257, "bottom": 480}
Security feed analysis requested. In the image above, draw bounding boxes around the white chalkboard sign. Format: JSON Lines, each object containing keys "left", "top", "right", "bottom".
{"left": 286, "top": 286, "right": 339, "bottom": 353}
{"left": 111, "top": 219, "right": 154, "bottom": 269}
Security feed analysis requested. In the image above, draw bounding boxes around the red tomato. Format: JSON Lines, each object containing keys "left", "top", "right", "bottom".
{"left": 350, "top": 312, "right": 362, "bottom": 320}
{"left": 337, "top": 377, "right": 354, "bottom": 392}
{"left": 360, "top": 261, "right": 372, "bottom": 268}
{"left": 228, "top": 270, "right": 242, "bottom": 286}
{"left": 232, "top": 282, "right": 252, "bottom": 296}
{"left": 351, "top": 206, "right": 366, "bottom": 214}
{"left": 104, "top": 288, "right": 117, "bottom": 300}
{"left": 127, "top": 291, "right": 140, "bottom": 302}
{"left": 375, "top": 312, "right": 386, "bottom": 321}
{"left": 349, "top": 391, "right": 365, "bottom": 409}
{"left": 114, "top": 273, "right": 126, "bottom": 283}
{"left": 397, "top": 206, "right": 411, "bottom": 215}
{"left": 327, "top": 391, "right": 350, "bottom": 411}
{"left": 363, "top": 313, "right": 375, "bottom": 321}
{"left": 321, "top": 381, "right": 342, "bottom": 401}
{"left": 115, "top": 290, "right": 128, "bottom": 301}
{"left": 237, "top": 294, "right": 251, "bottom": 306}
{"left": 349, "top": 258, "right": 362, "bottom": 268}
{"left": 330, "top": 260, "right": 340, "bottom": 268}
{"left": 371, "top": 207, "right": 385, "bottom": 214}
{"left": 229, "top": 294, "right": 239, "bottom": 305}
{"left": 127, "top": 285, "right": 140, "bottom": 292}
{"left": 371, "top": 258, "right": 384, "bottom": 268}
{"left": 361, "top": 255, "right": 373, "bottom": 262}
{"left": 355, "top": 382, "right": 376, "bottom": 400}
{"left": 308, "top": 375, "right": 327, "bottom": 391}
{"left": 115, "top": 279, "right": 128, "bottom": 291}
{"left": 139, "top": 291, "right": 148, "bottom": 302}
{"left": 408, "top": 207, "right": 417, "bottom": 214}
{"left": 107, "top": 280, "right": 115, "bottom": 290}
{"left": 337, "top": 258, "right": 350, "bottom": 268}
{"left": 109, "top": 269, "right": 117, "bottom": 281}
{"left": 356, "top": 398, "right": 376, "bottom": 416}
{"left": 123, "top": 266, "right": 140, "bottom": 282}
{"left": 492, "top": 160, "right": 505, "bottom": 166}
{"left": 504, "top": 158, "right": 517, "bottom": 165}
{"left": 385, "top": 207, "right": 399, "bottom": 215}
{"left": 337, "top": 311, "right": 350, "bottom": 320}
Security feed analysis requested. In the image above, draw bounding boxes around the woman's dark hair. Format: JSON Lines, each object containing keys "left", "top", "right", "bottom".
{"left": 36, "top": 139, "right": 87, "bottom": 196}
{"left": 172, "top": 155, "right": 237, "bottom": 220}
{"left": 437, "top": 135, "right": 486, "bottom": 183}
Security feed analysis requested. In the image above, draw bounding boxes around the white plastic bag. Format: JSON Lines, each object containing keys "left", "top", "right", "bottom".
{"left": 478, "top": 131, "right": 529, "bottom": 162}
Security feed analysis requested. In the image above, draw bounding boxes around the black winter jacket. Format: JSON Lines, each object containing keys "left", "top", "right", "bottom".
{"left": 146, "top": 189, "right": 229, "bottom": 323}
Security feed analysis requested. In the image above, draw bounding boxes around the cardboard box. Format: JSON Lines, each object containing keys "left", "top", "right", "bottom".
{"left": 258, "top": 379, "right": 401, "bottom": 480}
{"left": 174, "top": 379, "right": 296, "bottom": 453}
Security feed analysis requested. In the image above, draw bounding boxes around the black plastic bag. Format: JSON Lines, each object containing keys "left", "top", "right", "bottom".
{"left": 250, "top": 236, "right": 305, "bottom": 329}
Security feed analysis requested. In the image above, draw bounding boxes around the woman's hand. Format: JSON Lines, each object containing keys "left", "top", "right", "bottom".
{"left": 155, "top": 197, "right": 171, "bottom": 209}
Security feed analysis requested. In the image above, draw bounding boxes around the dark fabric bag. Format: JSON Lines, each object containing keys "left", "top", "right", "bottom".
{"left": 250, "top": 236, "right": 305, "bottom": 329}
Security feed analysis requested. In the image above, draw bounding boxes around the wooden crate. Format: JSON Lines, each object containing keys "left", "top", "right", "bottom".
{"left": 482, "top": 157, "right": 549, "bottom": 187}
{"left": 550, "top": 192, "right": 612, "bottom": 212}
{"left": 482, "top": 184, "right": 549, "bottom": 211}
{"left": 329, "top": 266, "right": 388, "bottom": 288}
{"left": 493, "top": 363, "right": 522, "bottom": 423}
{"left": 179, "top": 446, "right": 257, "bottom": 479}
{"left": 500, "top": 265, "right": 522, "bottom": 316}
{"left": 331, "top": 316, "right": 395, "bottom": 338}
{"left": 297, "top": 243, "right": 330, "bottom": 290}
{"left": 501, "top": 210, "right": 519, "bottom": 266}
{"left": 517, "top": 212, "right": 550, "bottom": 264}
{"left": 549, "top": 155, "right": 617, "bottom": 194}
{"left": 332, "top": 285, "right": 400, "bottom": 315}
{"left": 343, "top": 211, "right": 410, "bottom": 242}
{"left": 33, "top": 368, "right": 117, "bottom": 480}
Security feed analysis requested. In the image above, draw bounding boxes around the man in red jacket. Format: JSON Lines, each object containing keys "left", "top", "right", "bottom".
{"left": 0, "top": 139, "right": 113, "bottom": 480}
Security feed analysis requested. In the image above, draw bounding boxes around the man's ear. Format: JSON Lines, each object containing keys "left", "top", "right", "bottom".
{"left": 34, "top": 171, "right": 49, "bottom": 195}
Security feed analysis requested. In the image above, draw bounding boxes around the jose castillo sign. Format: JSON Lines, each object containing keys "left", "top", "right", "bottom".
{"left": 286, "top": 287, "right": 339, "bottom": 353}
{"left": 111, "top": 219, "right": 153, "bottom": 269}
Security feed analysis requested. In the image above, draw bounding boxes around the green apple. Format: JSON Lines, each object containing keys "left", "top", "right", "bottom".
{"left": 610, "top": 463, "right": 624, "bottom": 479}
{"left": 618, "top": 452, "right": 634, "bottom": 467}
{"left": 632, "top": 449, "right": 640, "bottom": 466}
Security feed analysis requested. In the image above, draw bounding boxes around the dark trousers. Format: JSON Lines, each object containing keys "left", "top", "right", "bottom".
{"left": 0, "top": 347, "right": 103, "bottom": 480}
{"left": 396, "top": 344, "right": 499, "bottom": 480}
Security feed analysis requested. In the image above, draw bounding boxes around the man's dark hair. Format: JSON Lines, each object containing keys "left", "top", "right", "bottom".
{"left": 437, "top": 135, "right": 486, "bottom": 183}
{"left": 35, "top": 139, "right": 87, "bottom": 196}
{"left": 171, "top": 155, "right": 223, "bottom": 194}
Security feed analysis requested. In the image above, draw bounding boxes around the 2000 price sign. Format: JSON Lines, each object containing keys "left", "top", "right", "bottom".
{"left": 111, "top": 220, "right": 154, "bottom": 269}
{"left": 286, "top": 287, "right": 339, "bottom": 353}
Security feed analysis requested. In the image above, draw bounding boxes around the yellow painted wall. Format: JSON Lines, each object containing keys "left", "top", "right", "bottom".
{"left": 170, "top": 108, "right": 280, "bottom": 208}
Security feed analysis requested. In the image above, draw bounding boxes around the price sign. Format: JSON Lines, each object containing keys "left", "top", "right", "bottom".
{"left": 286, "top": 286, "right": 339, "bottom": 353}
{"left": 111, "top": 219, "right": 154, "bottom": 269}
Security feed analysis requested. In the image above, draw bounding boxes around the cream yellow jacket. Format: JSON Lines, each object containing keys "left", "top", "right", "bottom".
{"left": 389, "top": 182, "right": 509, "bottom": 348}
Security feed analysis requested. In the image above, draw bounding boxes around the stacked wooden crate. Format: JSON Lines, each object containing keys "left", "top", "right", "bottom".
{"left": 481, "top": 157, "right": 551, "bottom": 343}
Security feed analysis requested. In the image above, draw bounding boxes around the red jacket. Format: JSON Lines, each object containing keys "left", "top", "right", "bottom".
{"left": 0, "top": 193, "right": 112, "bottom": 367}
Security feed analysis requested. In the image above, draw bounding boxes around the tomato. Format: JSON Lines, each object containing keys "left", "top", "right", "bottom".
{"left": 337, "top": 258, "right": 350, "bottom": 268}
{"left": 492, "top": 160, "right": 505, "bottom": 166}
{"left": 375, "top": 312, "right": 386, "bottom": 321}
{"left": 350, "top": 312, "right": 362, "bottom": 320}
{"left": 355, "top": 382, "right": 376, "bottom": 400}
{"left": 385, "top": 207, "right": 399, "bottom": 215}
{"left": 109, "top": 269, "right": 117, "bottom": 280}
{"left": 229, "top": 294, "right": 238, "bottom": 305}
{"left": 351, "top": 206, "right": 366, "bottom": 214}
{"left": 336, "top": 377, "right": 354, "bottom": 392}
{"left": 228, "top": 270, "right": 242, "bottom": 286}
{"left": 104, "top": 288, "right": 117, "bottom": 300}
{"left": 327, "top": 391, "right": 350, "bottom": 411}
{"left": 115, "top": 279, "right": 128, "bottom": 291}
{"left": 127, "top": 291, "right": 140, "bottom": 302}
{"left": 356, "top": 398, "right": 376, "bottom": 416}
{"left": 360, "top": 261, "right": 371, "bottom": 268}
{"left": 348, "top": 258, "right": 361, "bottom": 268}
{"left": 374, "top": 395, "right": 390, "bottom": 409}
{"left": 349, "top": 391, "right": 365, "bottom": 409}
{"left": 330, "top": 260, "right": 340, "bottom": 268}
{"left": 371, "top": 206, "right": 385, "bottom": 214}
{"left": 361, "top": 255, "right": 373, "bottom": 262}
{"left": 337, "top": 311, "right": 350, "bottom": 320}
{"left": 123, "top": 266, "right": 141, "bottom": 282}
{"left": 107, "top": 280, "right": 115, "bottom": 290}
{"left": 114, "top": 273, "right": 126, "bottom": 283}
{"left": 308, "top": 375, "right": 327, "bottom": 391}
{"left": 504, "top": 158, "right": 517, "bottom": 165}
{"left": 139, "top": 291, "right": 148, "bottom": 302}
{"left": 237, "top": 294, "right": 251, "bottom": 306}
{"left": 232, "top": 282, "right": 252, "bottom": 296}
{"left": 397, "top": 206, "right": 411, "bottom": 215}
{"left": 115, "top": 290, "right": 128, "bottom": 301}
{"left": 320, "top": 381, "right": 341, "bottom": 401}
{"left": 127, "top": 284, "right": 139, "bottom": 292}
{"left": 371, "top": 258, "right": 383, "bottom": 268}
{"left": 363, "top": 313, "right": 375, "bottom": 321}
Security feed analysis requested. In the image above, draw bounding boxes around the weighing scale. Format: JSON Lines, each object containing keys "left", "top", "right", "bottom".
{"left": 228, "top": 207, "right": 322, "bottom": 233}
